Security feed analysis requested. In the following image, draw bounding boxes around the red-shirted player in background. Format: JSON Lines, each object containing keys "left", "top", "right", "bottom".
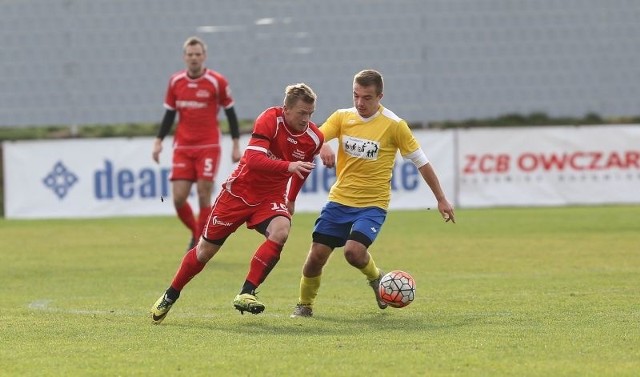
{"left": 150, "top": 83, "right": 324, "bottom": 323}
{"left": 152, "top": 36, "right": 242, "bottom": 250}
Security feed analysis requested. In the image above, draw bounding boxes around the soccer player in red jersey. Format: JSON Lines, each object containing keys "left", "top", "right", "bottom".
{"left": 150, "top": 83, "right": 324, "bottom": 322}
{"left": 152, "top": 36, "right": 242, "bottom": 249}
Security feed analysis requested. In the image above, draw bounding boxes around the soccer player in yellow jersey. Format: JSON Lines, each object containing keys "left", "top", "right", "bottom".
{"left": 291, "top": 69, "right": 455, "bottom": 318}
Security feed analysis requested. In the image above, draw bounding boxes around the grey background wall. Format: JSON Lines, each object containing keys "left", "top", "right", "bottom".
{"left": 2, "top": 0, "right": 639, "bottom": 127}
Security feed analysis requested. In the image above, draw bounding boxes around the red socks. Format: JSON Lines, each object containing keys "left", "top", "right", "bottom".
{"left": 245, "top": 239, "right": 283, "bottom": 287}
{"left": 176, "top": 203, "right": 197, "bottom": 238}
{"left": 169, "top": 239, "right": 283, "bottom": 294}
{"left": 171, "top": 248, "right": 206, "bottom": 291}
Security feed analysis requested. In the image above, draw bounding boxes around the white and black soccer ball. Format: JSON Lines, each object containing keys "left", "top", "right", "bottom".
{"left": 378, "top": 270, "right": 416, "bottom": 308}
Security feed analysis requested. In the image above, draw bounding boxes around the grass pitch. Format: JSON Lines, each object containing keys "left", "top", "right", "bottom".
{"left": 1, "top": 206, "right": 639, "bottom": 376}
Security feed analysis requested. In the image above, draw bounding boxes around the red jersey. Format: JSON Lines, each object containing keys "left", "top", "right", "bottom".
{"left": 222, "top": 106, "right": 324, "bottom": 205}
{"left": 164, "top": 68, "right": 234, "bottom": 148}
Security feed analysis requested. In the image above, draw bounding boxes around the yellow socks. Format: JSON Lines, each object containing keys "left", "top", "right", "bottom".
{"left": 298, "top": 257, "right": 379, "bottom": 306}
{"left": 359, "top": 256, "right": 381, "bottom": 281}
{"left": 298, "top": 275, "right": 322, "bottom": 306}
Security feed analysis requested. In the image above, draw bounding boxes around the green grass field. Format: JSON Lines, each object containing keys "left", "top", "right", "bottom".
{"left": 1, "top": 206, "right": 639, "bottom": 376}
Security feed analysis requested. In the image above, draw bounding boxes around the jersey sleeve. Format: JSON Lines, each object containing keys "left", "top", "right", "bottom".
{"left": 287, "top": 128, "right": 324, "bottom": 201}
{"left": 396, "top": 120, "right": 421, "bottom": 156}
{"left": 319, "top": 110, "right": 341, "bottom": 141}
{"left": 163, "top": 77, "right": 176, "bottom": 110}
{"left": 251, "top": 109, "right": 274, "bottom": 140}
{"left": 216, "top": 74, "right": 235, "bottom": 109}
{"left": 245, "top": 149, "right": 290, "bottom": 172}
{"left": 245, "top": 109, "right": 275, "bottom": 153}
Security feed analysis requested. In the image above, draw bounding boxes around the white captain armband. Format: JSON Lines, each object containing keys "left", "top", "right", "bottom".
{"left": 405, "top": 148, "right": 429, "bottom": 168}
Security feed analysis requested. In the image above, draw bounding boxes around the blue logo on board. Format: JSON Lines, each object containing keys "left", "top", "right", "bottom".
{"left": 42, "top": 161, "right": 79, "bottom": 199}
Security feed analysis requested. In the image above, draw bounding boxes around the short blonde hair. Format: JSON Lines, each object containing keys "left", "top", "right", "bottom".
{"left": 183, "top": 36, "right": 207, "bottom": 53}
{"left": 284, "top": 83, "right": 317, "bottom": 108}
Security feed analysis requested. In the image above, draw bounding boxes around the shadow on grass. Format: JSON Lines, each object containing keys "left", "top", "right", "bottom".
{"left": 168, "top": 310, "right": 487, "bottom": 336}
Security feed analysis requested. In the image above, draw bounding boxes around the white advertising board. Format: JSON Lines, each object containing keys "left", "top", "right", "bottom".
{"left": 6, "top": 125, "right": 636, "bottom": 218}
{"left": 457, "top": 125, "right": 640, "bottom": 207}
{"left": 3, "top": 130, "right": 455, "bottom": 219}
{"left": 3, "top": 137, "right": 224, "bottom": 219}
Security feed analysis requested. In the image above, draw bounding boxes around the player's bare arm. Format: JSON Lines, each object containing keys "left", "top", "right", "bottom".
{"left": 286, "top": 200, "right": 296, "bottom": 216}
{"left": 152, "top": 138, "right": 163, "bottom": 163}
{"left": 319, "top": 143, "right": 336, "bottom": 168}
{"left": 152, "top": 109, "right": 176, "bottom": 163}
{"left": 231, "top": 139, "right": 242, "bottom": 162}
{"left": 225, "top": 107, "right": 242, "bottom": 163}
{"left": 418, "top": 162, "right": 455, "bottom": 223}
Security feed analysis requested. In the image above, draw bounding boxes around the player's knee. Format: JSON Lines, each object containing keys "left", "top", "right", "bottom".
{"left": 303, "top": 253, "right": 326, "bottom": 276}
{"left": 269, "top": 227, "right": 290, "bottom": 244}
{"left": 196, "top": 190, "right": 212, "bottom": 204}
{"left": 173, "top": 197, "right": 187, "bottom": 207}
{"left": 305, "top": 245, "right": 331, "bottom": 268}
{"left": 343, "top": 248, "right": 367, "bottom": 268}
{"left": 196, "top": 239, "right": 219, "bottom": 263}
{"left": 307, "top": 252, "right": 324, "bottom": 266}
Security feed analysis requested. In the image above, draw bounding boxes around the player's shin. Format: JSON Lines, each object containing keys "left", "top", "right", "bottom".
{"left": 171, "top": 248, "right": 206, "bottom": 290}
{"left": 242, "top": 239, "right": 283, "bottom": 293}
{"left": 176, "top": 203, "right": 197, "bottom": 237}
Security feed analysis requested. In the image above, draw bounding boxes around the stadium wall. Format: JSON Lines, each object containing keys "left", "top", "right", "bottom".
{"left": 1, "top": 0, "right": 640, "bottom": 128}
{"left": 3, "top": 125, "right": 638, "bottom": 219}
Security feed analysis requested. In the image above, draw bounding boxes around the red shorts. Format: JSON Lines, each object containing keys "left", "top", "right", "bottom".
{"left": 202, "top": 190, "right": 291, "bottom": 241}
{"left": 170, "top": 146, "right": 221, "bottom": 182}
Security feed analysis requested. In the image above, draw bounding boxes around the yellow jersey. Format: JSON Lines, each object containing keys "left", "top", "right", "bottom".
{"left": 320, "top": 105, "right": 421, "bottom": 210}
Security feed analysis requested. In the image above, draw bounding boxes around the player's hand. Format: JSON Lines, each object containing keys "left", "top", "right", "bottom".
{"left": 438, "top": 200, "right": 456, "bottom": 224}
{"left": 288, "top": 161, "right": 316, "bottom": 178}
{"left": 152, "top": 140, "right": 163, "bottom": 163}
{"left": 287, "top": 200, "right": 296, "bottom": 215}
{"left": 319, "top": 143, "right": 335, "bottom": 168}
{"left": 231, "top": 144, "right": 242, "bottom": 163}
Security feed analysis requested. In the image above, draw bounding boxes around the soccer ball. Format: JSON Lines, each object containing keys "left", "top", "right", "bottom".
{"left": 378, "top": 270, "right": 416, "bottom": 308}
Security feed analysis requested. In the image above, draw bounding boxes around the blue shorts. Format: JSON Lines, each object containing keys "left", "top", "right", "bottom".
{"left": 313, "top": 201, "right": 387, "bottom": 248}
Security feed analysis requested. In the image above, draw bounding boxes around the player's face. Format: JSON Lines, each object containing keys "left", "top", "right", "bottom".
{"left": 183, "top": 44, "right": 206, "bottom": 77}
{"left": 284, "top": 100, "right": 315, "bottom": 132}
{"left": 353, "top": 83, "right": 383, "bottom": 118}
